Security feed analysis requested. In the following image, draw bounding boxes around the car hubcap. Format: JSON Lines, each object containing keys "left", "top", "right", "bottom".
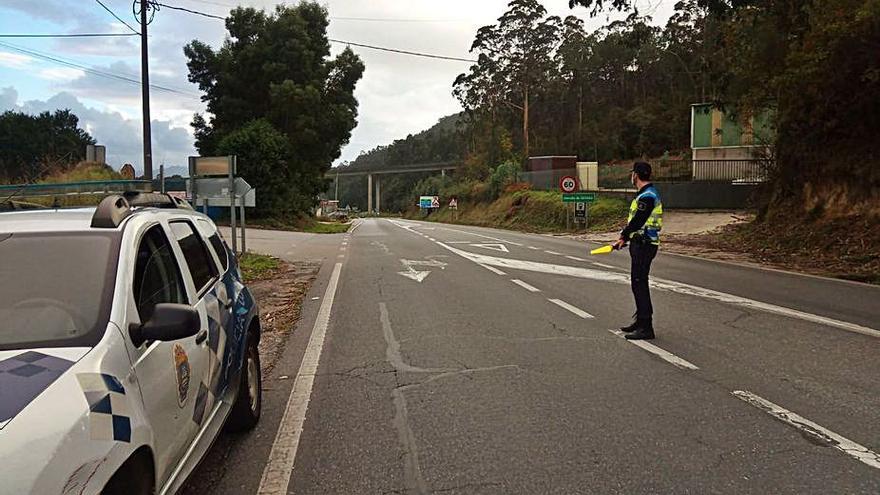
{"left": 247, "top": 352, "right": 259, "bottom": 413}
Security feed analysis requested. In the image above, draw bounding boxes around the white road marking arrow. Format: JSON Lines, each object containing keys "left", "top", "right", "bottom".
{"left": 398, "top": 267, "right": 431, "bottom": 282}
{"left": 397, "top": 258, "right": 447, "bottom": 282}
{"left": 401, "top": 259, "right": 448, "bottom": 269}
{"left": 470, "top": 243, "right": 509, "bottom": 253}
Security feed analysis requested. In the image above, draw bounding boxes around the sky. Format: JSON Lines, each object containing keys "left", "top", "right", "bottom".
{"left": 0, "top": 0, "right": 674, "bottom": 174}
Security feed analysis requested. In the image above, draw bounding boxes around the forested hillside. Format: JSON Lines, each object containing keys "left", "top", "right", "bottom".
{"left": 332, "top": 113, "right": 468, "bottom": 212}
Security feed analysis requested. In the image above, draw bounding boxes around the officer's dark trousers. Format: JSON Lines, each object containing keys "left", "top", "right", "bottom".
{"left": 629, "top": 241, "right": 658, "bottom": 320}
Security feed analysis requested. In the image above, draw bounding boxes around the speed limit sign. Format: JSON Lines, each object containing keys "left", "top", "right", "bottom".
{"left": 560, "top": 176, "right": 579, "bottom": 193}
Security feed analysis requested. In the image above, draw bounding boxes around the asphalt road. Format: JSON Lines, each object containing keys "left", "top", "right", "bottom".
{"left": 188, "top": 218, "right": 880, "bottom": 494}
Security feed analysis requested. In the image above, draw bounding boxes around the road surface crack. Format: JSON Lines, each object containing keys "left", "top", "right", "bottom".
{"left": 380, "top": 302, "right": 523, "bottom": 494}
{"left": 432, "top": 481, "right": 504, "bottom": 493}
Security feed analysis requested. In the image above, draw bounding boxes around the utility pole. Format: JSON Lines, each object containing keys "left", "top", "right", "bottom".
{"left": 139, "top": 0, "right": 153, "bottom": 180}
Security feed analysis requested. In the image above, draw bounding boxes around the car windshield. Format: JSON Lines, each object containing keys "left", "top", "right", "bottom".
{"left": 0, "top": 232, "right": 120, "bottom": 351}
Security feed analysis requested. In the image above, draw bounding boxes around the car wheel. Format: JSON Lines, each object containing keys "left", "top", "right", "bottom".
{"left": 102, "top": 452, "right": 154, "bottom": 495}
{"left": 225, "top": 333, "right": 261, "bottom": 432}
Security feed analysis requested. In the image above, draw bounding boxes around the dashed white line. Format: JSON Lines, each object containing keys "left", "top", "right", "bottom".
{"left": 732, "top": 390, "right": 880, "bottom": 470}
{"left": 565, "top": 255, "right": 587, "bottom": 262}
{"left": 258, "top": 263, "right": 344, "bottom": 495}
{"left": 439, "top": 226, "right": 523, "bottom": 246}
{"left": 593, "top": 262, "right": 619, "bottom": 270}
{"left": 511, "top": 279, "right": 541, "bottom": 292}
{"left": 608, "top": 329, "right": 699, "bottom": 370}
{"left": 548, "top": 299, "right": 594, "bottom": 319}
{"left": 545, "top": 251, "right": 563, "bottom": 256}
{"left": 478, "top": 263, "right": 506, "bottom": 276}
{"left": 428, "top": 238, "right": 436, "bottom": 241}
{"left": 528, "top": 246, "right": 540, "bottom": 250}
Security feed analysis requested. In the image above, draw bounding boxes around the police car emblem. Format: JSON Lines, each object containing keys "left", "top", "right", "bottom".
{"left": 173, "top": 344, "right": 191, "bottom": 408}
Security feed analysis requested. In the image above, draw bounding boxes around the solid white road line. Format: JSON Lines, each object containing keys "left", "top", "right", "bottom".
{"left": 511, "top": 279, "right": 541, "bottom": 292}
{"left": 439, "top": 226, "right": 523, "bottom": 246}
{"left": 608, "top": 329, "right": 699, "bottom": 370}
{"left": 732, "top": 390, "right": 880, "bottom": 470}
{"left": 478, "top": 263, "right": 507, "bottom": 276}
{"left": 593, "top": 262, "right": 620, "bottom": 270}
{"left": 430, "top": 241, "right": 880, "bottom": 339}
{"left": 548, "top": 299, "right": 594, "bottom": 319}
{"left": 258, "top": 263, "right": 344, "bottom": 495}
{"left": 565, "top": 255, "right": 587, "bottom": 262}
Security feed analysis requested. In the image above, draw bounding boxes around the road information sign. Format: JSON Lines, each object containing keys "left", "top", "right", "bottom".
{"left": 562, "top": 192, "right": 596, "bottom": 203}
{"left": 419, "top": 196, "right": 440, "bottom": 209}
{"left": 559, "top": 176, "right": 579, "bottom": 193}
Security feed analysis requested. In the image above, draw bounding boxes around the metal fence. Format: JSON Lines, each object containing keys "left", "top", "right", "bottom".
{"left": 598, "top": 159, "right": 771, "bottom": 189}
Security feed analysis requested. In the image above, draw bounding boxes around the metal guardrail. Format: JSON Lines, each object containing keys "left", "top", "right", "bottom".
{"left": 0, "top": 180, "right": 152, "bottom": 199}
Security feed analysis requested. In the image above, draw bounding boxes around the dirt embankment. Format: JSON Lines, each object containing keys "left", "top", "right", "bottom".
{"left": 248, "top": 260, "right": 319, "bottom": 374}
{"left": 677, "top": 215, "right": 880, "bottom": 285}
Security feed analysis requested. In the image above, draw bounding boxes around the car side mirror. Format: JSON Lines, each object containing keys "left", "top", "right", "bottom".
{"left": 130, "top": 303, "right": 200, "bottom": 347}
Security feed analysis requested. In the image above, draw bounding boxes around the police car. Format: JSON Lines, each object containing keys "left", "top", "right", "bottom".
{"left": 0, "top": 193, "right": 262, "bottom": 494}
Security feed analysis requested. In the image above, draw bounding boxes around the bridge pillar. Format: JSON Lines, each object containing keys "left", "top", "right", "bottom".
{"left": 441, "top": 169, "right": 446, "bottom": 177}
{"left": 367, "top": 174, "right": 373, "bottom": 214}
{"left": 376, "top": 176, "right": 381, "bottom": 213}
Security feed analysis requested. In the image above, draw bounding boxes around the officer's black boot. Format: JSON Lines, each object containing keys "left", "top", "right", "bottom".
{"left": 620, "top": 320, "right": 640, "bottom": 333}
{"left": 625, "top": 318, "right": 655, "bottom": 340}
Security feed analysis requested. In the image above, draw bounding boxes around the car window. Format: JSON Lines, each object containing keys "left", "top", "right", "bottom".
{"left": 170, "top": 221, "right": 218, "bottom": 293}
{"left": 208, "top": 233, "right": 229, "bottom": 272}
{"left": 0, "top": 232, "right": 120, "bottom": 351}
{"left": 134, "top": 225, "right": 186, "bottom": 322}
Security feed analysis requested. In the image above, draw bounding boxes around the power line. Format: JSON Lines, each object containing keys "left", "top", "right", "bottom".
{"left": 153, "top": 2, "right": 225, "bottom": 20}
{"left": 0, "top": 41, "right": 200, "bottom": 99}
{"left": 176, "top": 0, "right": 235, "bottom": 7}
{"left": 0, "top": 33, "right": 139, "bottom": 38}
{"left": 331, "top": 17, "right": 472, "bottom": 23}
{"left": 329, "top": 39, "right": 476, "bottom": 63}
{"left": 154, "top": 1, "right": 477, "bottom": 63}
{"left": 94, "top": 0, "right": 141, "bottom": 35}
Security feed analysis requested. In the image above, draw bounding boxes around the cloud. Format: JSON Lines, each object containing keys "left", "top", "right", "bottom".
{"left": 1, "top": 0, "right": 677, "bottom": 170}
{"left": 38, "top": 67, "right": 86, "bottom": 81}
{"left": 0, "top": 87, "right": 20, "bottom": 110}
{"left": 1, "top": 91, "right": 195, "bottom": 173}
{"left": 0, "top": 51, "right": 33, "bottom": 69}
{"left": 1, "top": 0, "right": 98, "bottom": 25}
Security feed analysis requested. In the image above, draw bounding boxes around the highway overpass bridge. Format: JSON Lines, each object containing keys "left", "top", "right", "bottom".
{"left": 328, "top": 161, "right": 459, "bottom": 213}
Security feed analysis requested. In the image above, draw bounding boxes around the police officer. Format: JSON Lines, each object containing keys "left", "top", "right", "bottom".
{"left": 612, "top": 162, "right": 663, "bottom": 340}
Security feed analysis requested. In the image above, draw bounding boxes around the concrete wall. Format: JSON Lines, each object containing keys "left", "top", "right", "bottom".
{"left": 654, "top": 182, "right": 759, "bottom": 209}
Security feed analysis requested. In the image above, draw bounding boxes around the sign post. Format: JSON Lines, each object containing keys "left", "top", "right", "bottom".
{"left": 574, "top": 201, "right": 587, "bottom": 229}
{"left": 229, "top": 156, "right": 237, "bottom": 255}
{"left": 559, "top": 176, "right": 579, "bottom": 231}
{"left": 188, "top": 155, "right": 255, "bottom": 256}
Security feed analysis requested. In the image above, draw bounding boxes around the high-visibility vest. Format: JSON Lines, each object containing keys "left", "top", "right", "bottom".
{"left": 627, "top": 185, "right": 663, "bottom": 244}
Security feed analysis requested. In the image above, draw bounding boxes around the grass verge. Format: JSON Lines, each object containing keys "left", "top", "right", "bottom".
{"left": 404, "top": 190, "right": 628, "bottom": 234}
{"left": 238, "top": 253, "right": 281, "bottom": 283}
{"left": 302, "top": 221, "right": 350, "bottom": 234}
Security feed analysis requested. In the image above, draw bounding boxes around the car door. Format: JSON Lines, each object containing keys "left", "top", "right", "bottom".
{"left": 127, "top": 223, "right": 211, "bottom": 484}
{"left": 195, "top": 219, "right": 238, "bottom": 397}
{"left": 167, "top": 220, "right": 225, "bottom": 430}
